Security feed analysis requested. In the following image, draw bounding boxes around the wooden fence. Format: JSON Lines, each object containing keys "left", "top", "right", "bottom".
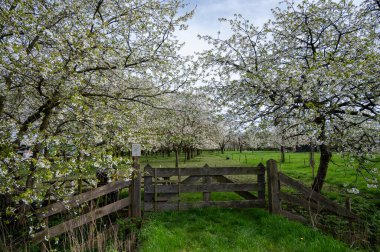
{"left": 30, "top": 159, "right": 364, "bottom": 249}
{"left": 266, "top": 159, "right": 360, "bottom": 225}
{"left": 32, "top": 178, "right": 141, "bottom": 251}
{"left": 144, "top": 164, "right": 266, "bottom": 211}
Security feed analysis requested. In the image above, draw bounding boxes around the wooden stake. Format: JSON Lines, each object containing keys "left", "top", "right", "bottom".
{"left": 131, "top": 156, "right": 141, "bottom": 218}
{"left": 267, "top": 159, "right": 280, "bottom": 214}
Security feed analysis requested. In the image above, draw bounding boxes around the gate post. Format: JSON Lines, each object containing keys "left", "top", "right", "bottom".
{"left": 130, "top": 156, "right": 141, "bottom": 218}
{"left": 267, "top": 159, "right": 280, "bottom": 214}
{"left": 143, "top": 164, "right": 153, "bottom": 212}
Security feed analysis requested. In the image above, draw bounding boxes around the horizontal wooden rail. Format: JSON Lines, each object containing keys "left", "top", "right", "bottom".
{"left": 278, "top": 173, "right": 357, "bottom": 219}
{"left": 144, "top": 199, "right": 265, "bottom": 211}
{"left": 145, "top": 167, "right": 263, "bottom": 177}
{"left": 145, "top": 183, "right": 258, "bottom": 194}
{"left": 36, "top": 180, "right": 131, "bottom": 218}
{"left": 279, "top": 209, "right": 307, "bottom": 223}
{"left": 33, "top": 198, "right": 130, "bottom": 244}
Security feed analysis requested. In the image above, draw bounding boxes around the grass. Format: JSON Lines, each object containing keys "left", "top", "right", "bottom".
{"left": 138, "top": 150, "right": 380, "bottom": 251}
{"left": 139, "top": 208, "right": 355, "bottom": 252}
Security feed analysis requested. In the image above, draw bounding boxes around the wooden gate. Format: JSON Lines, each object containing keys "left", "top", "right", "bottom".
{"left": 144, "top": 164, "right": 266, "bottom": 211}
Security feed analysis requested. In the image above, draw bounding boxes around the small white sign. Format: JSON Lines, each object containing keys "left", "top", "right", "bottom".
{"left": 132, "top": 144, "right": 141, "bottom": 157}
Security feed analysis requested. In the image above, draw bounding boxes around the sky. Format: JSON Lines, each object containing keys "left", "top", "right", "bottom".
{"left": 175, "top": 0, "right": 285, "bottom": 56}
{"left": 175, "top": 0, "right": 364, "bottom": 56}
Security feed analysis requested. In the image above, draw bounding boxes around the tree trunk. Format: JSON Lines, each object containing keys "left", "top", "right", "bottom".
{"left": 309, "top": 143, "right": 315, "bottom": 179}
{"left": 175, "top": 149, "right": 179, "bottom": 168}
{"left": 280, "top": 146, "right": 285, "bottom": 163}
{"left": 312, "top": 144, "right": 331, "bottom": 192}
{"left": 197, "top": 149, "right": 201, "bottom": 155}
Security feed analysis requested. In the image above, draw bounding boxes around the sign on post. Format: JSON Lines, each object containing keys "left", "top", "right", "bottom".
{"left": 132, "top": 143, "right": 141, "bottom": 157}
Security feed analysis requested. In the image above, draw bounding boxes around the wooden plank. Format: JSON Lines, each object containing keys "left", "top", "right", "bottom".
{"left": 257, "top": 163, "right": 266, "bottom": 201}
{"left": 279, "top": 192, "right": 324, "bottom": 213}
{"left": 129, "top": 174, "right": 200, "bottom": 210}
{"left": 278, "top": 173, "right": 358, "bottom": 219}
{"left": 203, "top": 175, "right": 212, "bottom": 202}
{"left": 279, "top": 209, "right": 307, "bottom": 223}
{"left": 213, "top": 175, "right": 258, "bottom": 200}
{"left": 144, "top": 167, "right": 262, "bottom": 177}
{"left": 144, "top": 199, "right": 265, "bottom": 211}
{"left": 36, "top": 180, "right": 131, "bottom": 218}
{"left": 155, "top": 195, "right": 180, "bottom": 202}
{"left": 181, "top": 175, "right": 202, "bottom": 184}
{"left": 144, "top": 165, "right": 153, "bottom": 203}
{"left": 32, "top": 198, "right": 130, "bottom": 244}
{"left": 145, "top": 183, "right": 258, "bottom": 194}
{"left": 267, "top": 160, "right": 280, "bottom": 214}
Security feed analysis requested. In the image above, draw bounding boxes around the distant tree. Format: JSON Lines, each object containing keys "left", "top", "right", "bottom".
{"left": 148, "top": 90, "right": 217, "bottom": 167}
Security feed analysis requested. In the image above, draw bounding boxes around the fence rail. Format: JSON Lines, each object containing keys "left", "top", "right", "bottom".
{"left": 36, "top": 180, "right": 130, "bottom": 219}
{"left": 266, "top": 159, "right": 359, "bottom": 221}
{"left": 144, "top": 164, "right": 266, "bottom": 212}
{"left": 144, "top": 166, "right": 264, "bottom": 176}
{"left": 32, "top": 179, "right": 139, "bottom": 251}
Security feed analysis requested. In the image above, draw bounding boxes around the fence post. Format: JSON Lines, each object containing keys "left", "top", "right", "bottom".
{"left": 346, "top": 197, "right": 353, "bottom": 242}
{"left": 40, "top": 217, "right": 48, "bottom": 252}
{"left": 267, "top": 159, "right": 280, "bottom": 214}
{"left": 257, "top": 163, "right": 266, "bottom": 204}
{"left": 130, "top": 156, "right": 141, "bottom": 218}
{"left": 144, "top": 164, "right": 153, "bottom": 211}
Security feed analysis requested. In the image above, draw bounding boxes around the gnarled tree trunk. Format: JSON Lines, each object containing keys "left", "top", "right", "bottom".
{"left": 312, "top": 144, "right": 331, "bottom": 192}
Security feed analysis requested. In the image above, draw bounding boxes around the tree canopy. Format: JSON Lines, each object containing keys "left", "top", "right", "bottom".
{"left": 0, "top": 0, "right": 195, "bottom": 213}
{"left": 200, "top": 0, "right": 379, "bottom": 191}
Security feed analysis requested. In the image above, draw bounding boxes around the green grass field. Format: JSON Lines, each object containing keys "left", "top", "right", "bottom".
{"left": 139, "top": 208, "right": 355, "bottom": 252}
{"left": 138, "top": 150, "right": 379, "bottom": 251}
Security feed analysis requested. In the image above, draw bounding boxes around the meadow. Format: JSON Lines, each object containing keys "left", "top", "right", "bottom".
{"left": 137, "top": 150, "right": 380, "bottom": 251}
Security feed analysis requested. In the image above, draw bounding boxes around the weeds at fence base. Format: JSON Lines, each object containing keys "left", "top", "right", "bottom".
{"left": 1, "top": 215, "right": 139, "bottom": 252}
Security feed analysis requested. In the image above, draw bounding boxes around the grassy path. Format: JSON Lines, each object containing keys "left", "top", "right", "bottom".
{"left": 139, "top": 208, "right": 355, "bottom": 252}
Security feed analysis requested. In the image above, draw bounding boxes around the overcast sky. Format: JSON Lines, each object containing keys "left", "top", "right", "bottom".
{"left": 175, "top": 0, "right": 285, "bottom": 56}
{"left": 175, "top": 0, "right": 364, "bottom": 56}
